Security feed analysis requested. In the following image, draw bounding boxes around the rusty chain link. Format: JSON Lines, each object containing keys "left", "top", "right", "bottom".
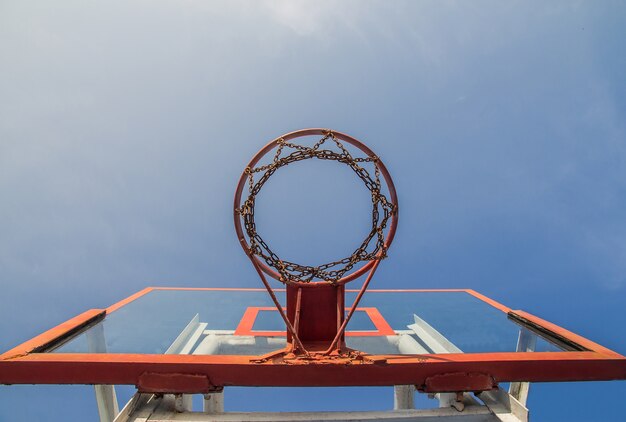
{"left": 236, "top": 131, "right": 396, "bottom": 285}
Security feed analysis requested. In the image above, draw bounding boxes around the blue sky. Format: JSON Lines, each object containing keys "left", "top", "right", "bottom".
{"left": 1, "top": 1, "right": 625, "bottom": 420}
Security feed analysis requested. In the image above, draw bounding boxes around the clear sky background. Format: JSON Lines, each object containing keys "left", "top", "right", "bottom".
{"left": 1, "top": 1, "right": 625, "bottom": 420}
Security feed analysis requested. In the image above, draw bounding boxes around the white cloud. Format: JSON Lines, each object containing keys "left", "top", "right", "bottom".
{"left": 263, "top": 0, "right": 336, "bottom": 36}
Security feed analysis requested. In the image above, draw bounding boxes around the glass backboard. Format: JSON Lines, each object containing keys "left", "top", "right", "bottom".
{"left": 1, "top": 288, "right": 624, "bottom": 394}
{"left": 51, "top": 289, "right": 561, "bottom": 356}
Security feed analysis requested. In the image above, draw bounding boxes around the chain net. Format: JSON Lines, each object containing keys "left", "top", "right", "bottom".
{"left": 236, "top": 131, "right": 396, "bottom": 285}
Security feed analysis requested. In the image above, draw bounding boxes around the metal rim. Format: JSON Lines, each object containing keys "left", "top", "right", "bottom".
{"left": 233, "top": 128, "right": 399, "bottom": 286}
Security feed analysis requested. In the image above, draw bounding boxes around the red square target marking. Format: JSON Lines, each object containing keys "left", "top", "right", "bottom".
{"left": 234, "top": 307, "right": 395, "bottom": 337}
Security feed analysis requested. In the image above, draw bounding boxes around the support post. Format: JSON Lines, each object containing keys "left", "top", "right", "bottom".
{"left": 204, "top": 391, "right": 224, "bottom": 413}
{"left": 509, "top": 328, "right": 536, "bottom": 406}
{"left": 94, "top": 385, "right": 120, "bottom": 422}
{"left": 393, "top": 385, "right": 415, "bottom": 409}
{"left": 173, "top": 394, "right": 192, "bottom": 412}
{"left": 87, "top": 322, "right": 119, "bottom": 422}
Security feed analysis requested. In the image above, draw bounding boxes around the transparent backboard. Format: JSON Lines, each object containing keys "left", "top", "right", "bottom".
{"left": 52, "top": 288, "right": 561, "bottom": 356}
{"left": 2, "top": 287, "right": 624, "bottom": 391}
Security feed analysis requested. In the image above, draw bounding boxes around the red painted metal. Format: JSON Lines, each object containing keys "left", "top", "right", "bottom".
{"left": 324, "top": 257, "right": 382, "bottom": 354}
{"left": 286, "top": 284, "right": 344, "bottom": 346}
{"left": 106, "top": 287, "right": 153, "bottom": 313}
{"left": 465, "top": 289, "right": 512, "bottom": 313}
{"left": 234, "top": 307, "right": 281, "bottom": 337}
{"left": 422, "top": 372, "right": 496, "bottom": 393}
{"left": 138, "top": 372, "right": 211, "bottom": 394}
{"left": 1, "top": 288, "right": 625, "bottom": 392}
{"left": 245, "top": 245, "right": 309, "bottom": 354}
{"left": 0, "top": 308, "right": 105, "bottom": 360}
{"left": 363, "top": 308, "right": 395, "bottom": 336}
{"left": 1, "top": 351, "right": 625, "bottom": 392}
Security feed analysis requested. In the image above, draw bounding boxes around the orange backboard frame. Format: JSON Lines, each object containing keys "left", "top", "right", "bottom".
{"left": 1, "top": 287, "right": 625, "bottom": 394}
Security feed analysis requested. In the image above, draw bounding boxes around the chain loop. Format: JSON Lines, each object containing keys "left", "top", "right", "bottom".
{"left": 236, "top": 133, "right": 396, "bottom": 285}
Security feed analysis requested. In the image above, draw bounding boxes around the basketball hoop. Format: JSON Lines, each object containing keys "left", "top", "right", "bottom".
{"left": 234, "top": 128, "right": 398, "bottom": 286}
{"left": 233, "top": 128, "right": 398, "bottom": 356}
